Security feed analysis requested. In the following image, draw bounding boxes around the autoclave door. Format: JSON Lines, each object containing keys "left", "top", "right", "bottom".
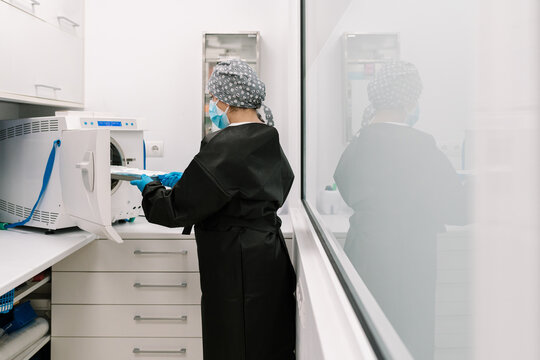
{"left": 60, "top": 128, "right": 123, "bottom": 243}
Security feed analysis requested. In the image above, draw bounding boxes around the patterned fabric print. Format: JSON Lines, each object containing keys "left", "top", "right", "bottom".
{"left": 362, "top": 61, "right": 423, "bottom": 127}
{"left": 207, "top": 59, "right": 274, "bottom": 125}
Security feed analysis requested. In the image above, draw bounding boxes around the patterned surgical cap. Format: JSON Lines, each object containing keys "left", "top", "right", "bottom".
{"left": 207, "top": 59, "right": 274, "bottom": 126}
{"left": 362, "top": 61, "right": 423, "bottom": 127}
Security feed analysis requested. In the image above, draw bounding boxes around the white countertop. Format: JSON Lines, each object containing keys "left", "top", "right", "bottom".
{"left": 109, "top": 214, "right": 293, "bottom": 239}
{"left": 110, "top": 217, "right": 194, "bottom": 240}
{"left": 0, "top": 227, "right": 95, "bottom": 296}
{"left": 0, "top": 214, "right": 293, "bottom": 296}
{"left": 320, "top": 214, "right": 350, "bottom": 235}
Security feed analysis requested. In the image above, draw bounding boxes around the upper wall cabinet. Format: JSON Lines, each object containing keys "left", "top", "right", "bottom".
{"left": 0, "top": 0, "right": 84, "bottom": 108}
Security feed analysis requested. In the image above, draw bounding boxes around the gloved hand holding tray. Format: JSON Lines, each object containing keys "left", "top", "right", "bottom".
{"left": 110, "top": 166, "right": 167, "bottom": 181}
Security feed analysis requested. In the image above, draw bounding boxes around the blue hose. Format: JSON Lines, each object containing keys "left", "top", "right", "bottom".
{"left": 1, "top": 139, "right": 61, "bottom": 230}
{"left": 143, "top": 139, "right": 147, "bottom": 170}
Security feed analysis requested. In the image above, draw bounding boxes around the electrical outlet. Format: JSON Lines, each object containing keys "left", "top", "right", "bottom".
{"left": 146, "top": 141, "right": 164, "bottom": 157}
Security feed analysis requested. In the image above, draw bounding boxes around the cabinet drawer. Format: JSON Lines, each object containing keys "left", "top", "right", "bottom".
{"left": 53, "top": 239, "right": 199, "bottom": 272}
{"left": 52, "top": 272, "right": 201, "bottom": 304}
{"left": 52, "top": 337, "right": 203, "bottom": 360}
{"left": 52, "top": 305, "right": 202, "bottom": 337}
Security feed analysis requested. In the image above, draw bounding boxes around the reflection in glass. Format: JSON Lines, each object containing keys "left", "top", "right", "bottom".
{"left": 304, "top": 1, "right": 478, "bottom": 358}
{"left": 334, "top": 61, "right": 469, "bottom": 359}
{"left": 343, "top": 33, "right": 400, "bottom": 140}
{"left": 304, "top": 0, "right": 539, "bottom": 358}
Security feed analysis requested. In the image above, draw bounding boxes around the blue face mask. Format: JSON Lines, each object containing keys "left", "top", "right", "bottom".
{"left": 208, "top": 99, "right": 229, "bottom": 129}
{"left": 406, "top": 104, "right": 420, "bottom": 127}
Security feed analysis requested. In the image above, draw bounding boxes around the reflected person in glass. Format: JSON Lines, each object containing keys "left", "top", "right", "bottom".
{"left": 334, "top": 61, "right": 468, "bottom": 360}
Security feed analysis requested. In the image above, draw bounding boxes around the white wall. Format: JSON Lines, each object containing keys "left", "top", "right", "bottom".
{"left": 472, "top": 0, "right": 540, "bottom": 359}
{"left": 84, "top": 0, "right": 297, "bottom": 178}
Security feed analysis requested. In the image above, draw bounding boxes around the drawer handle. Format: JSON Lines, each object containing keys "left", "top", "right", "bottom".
{"left": 133, "top": 315, "right": 188, "bottom": 321}
{"left": 133, "top": 282, "right": 188, "bottom": 288}
{"left": 57, "top": 16, "right": 80, "bottom": 27}
{"left": 133, "top": 348, "right": 187, "bottom": 354}
{"left": 29, "top": 0, "right": 40, "bottom": 6}
{"left": 134, "top": 250, "right": 188, "bottom": 255}
{"left": 35, "top": 84, "right": 61, "bottom": 91}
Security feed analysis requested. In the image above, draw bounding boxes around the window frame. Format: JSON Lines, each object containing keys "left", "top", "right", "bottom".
{"left": 299, "top": 1, "right": 413, "bottom": 358}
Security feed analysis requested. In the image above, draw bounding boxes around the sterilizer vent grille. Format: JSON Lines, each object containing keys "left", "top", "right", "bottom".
{"left": 0, "top": 198, "right": 59, "bottom": 226}
{"left": 49, "top": 119, "right": 59, "bottom": 131}
{"left": 0, "top": 119, "right": 61, "bottom": 142}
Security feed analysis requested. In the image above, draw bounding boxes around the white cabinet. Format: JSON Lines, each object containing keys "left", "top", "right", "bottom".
{"left": 0, "top": 0, "right": 84, "bottom": 107}
{"left": 52, "top": 305, "right": 202, "bottom": 337}
{"left": 51, "top": 338, "right": 203, "bottom": 360}
{"left": 2, "top": 0, "right": 84, "bottom": 37}
{"left": 37, "top": 27, "right": 83, "bottom": 103}
{"left": 53, "top": 239, "right": 200, "bottom": 272}
{"left": 52, "top": 272, "right": 202, "bottom": 304}
{"left": 51, "top": 237, "right": 203, "bottom": 360}
{"left": 3, "top": 0, "right": 47, "bottom": 21}
{"left": 43, "top": 0, "right": 84, "bottom": 36}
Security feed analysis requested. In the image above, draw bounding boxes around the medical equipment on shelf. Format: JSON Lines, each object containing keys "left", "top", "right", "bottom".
{"left": 0, "top": 111, "right": 144, "bottom": 243}
{"left": 0, "top": 290, "right": 14, "bottom": 314}
{"left": 0, "top": 318, "right": 49, "bottom": 359}
{"left": 0, "top": 301, "right": 37, "bottom": 336}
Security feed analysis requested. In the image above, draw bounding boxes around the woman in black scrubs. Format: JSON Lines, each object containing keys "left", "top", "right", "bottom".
{"left": 131, "top": 60, "right": 296, "bottom": 360}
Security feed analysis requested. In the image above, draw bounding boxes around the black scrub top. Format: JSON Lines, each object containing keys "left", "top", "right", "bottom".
{"left": 141, "top": 123, "right": 296, "bottom": 360}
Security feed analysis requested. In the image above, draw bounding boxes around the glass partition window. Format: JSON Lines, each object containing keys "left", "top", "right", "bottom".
{"left": 302, "top": 0, "right": 540, "bottom": 359}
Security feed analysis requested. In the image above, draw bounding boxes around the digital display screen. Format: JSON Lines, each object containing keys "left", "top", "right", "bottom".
{"left": 98, "top": 121, "right": 122, "bottom": 127}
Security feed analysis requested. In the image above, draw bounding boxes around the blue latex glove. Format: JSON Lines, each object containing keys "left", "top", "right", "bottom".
{"left": 130, "top": 174, "right": 154, "bottom": 192}
{"left": 158, "top": 172, "right": 183, "bottom": 187}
